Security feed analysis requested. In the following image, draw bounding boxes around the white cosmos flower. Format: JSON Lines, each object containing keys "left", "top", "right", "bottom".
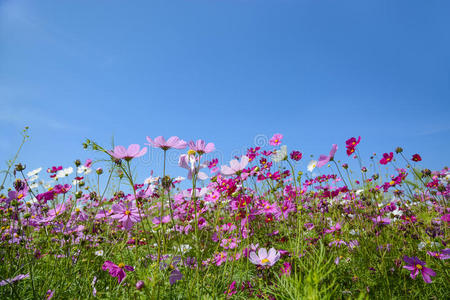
{"left": 144, "top": 176, "right": 160, "bottom": 185}
{"left": 27, "top": 167, "right": 42, "bottom": 177}
{"left": 307, "top": 160, "right": 317, "bottom": 172}
{"left": 56, "top": 167, "right": 73, "bottom": 179}
{"left": 271, "top": 145, "right": 287, "bottom": 163}
{"left": 77, "top": 166, "right": 92, "bottom": 175}
{"left": 95, "top": 250, "right": 104, "bottom": 256}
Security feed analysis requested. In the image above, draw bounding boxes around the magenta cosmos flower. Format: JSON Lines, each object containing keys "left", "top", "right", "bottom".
{"left": 110, "top": 203, "right": 140, "bottom": 230}
{"left": 221, "top": 155, "right": 249, "bottom": 176}
{"left": 269, "top": 133, "right": 283, "bottom": 146}
{"left": 108, "top": 144, "right": 147, "bottom": 160}
{"left": 188, "top": 139, "right": 215, "bottom": 154}
{"left": 146, "top": 136, "right": 187, "bottom": 150}
{"left": 102, "top": 261, "right": 134, "bottom": 283}
{"left": 403, "top": 256, "right": 436, "bottom": 283}
{"left": 317, "top": 144, "right": 338, "bottom": 168}
{"left": 379, "top": 152, "right": 394, "bottom": 165}
{"left": 249, "top": 247, "right": 280, "bottom": 267}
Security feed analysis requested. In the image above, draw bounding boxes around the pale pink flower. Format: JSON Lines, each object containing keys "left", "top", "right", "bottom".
{"left": 221, "top": 155, "right": 249, "bottom": 176}
{"left": 146, "top": 136, "right": 187, "bottom": 150}
{"left": 108, "top": 144, "right": 147, "bottom": 160}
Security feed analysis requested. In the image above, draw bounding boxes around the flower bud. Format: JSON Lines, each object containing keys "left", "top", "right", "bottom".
{"left": 395, "top": 147, "right": 403, "bottom": 154}
{"left": 15, "top": 163, "right": 26, "bottom": 172}
{"left": 136, "top": 280, "right": 145, "bottom": 290}
{"left": 74, "top": 159, "right": 81, "bottom": 167}
{"left": 96, "top": 168, "right": 103, "bottom": 175}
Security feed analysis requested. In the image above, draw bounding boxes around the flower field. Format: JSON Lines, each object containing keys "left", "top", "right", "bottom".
{"left": 1, "top": 133, "right": 448, "bottom": 299}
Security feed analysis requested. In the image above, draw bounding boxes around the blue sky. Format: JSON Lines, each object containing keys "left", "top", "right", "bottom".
{"left": 1, "top": 0, "right": 449, "bottom": 182}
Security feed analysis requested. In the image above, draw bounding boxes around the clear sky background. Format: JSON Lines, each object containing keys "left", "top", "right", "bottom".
{"left": 1, "top": 0, "right": 449, "bottom": 182}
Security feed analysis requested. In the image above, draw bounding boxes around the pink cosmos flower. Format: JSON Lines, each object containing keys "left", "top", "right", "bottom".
{"left": 324, "top": 222, "right": 342, "bottom": 234}
{"left": 269, "top": 133, "right": 283, "bottom": 146}
{"left": 146, "top": 136, "right": 187, "bottom": 150}
{"left": 102, "top": 261, "right": 134, "bottom": 283}
{"left": 221, "top": 155, "right": 249, "bottom": 176}
{"left": 403, "top": 256, "right": 435, "bottom": 283}
{"left": 249, "top": 247, "right": 280, "bottom": 267}
{"left": 379, "top": 152, "right": 394, "bottom": 165}
{"left": 371, "top": 216, "right": 391, "bottom": 226}
{"left": 317, "top": 144, "right": 338, "bottom": 168}
{"left": 110, "top": 203, "right": 140, "bottom": 230}
{"left": 427, "top": 249, "right": 450, "bottom": 260}
{"left": 188, "top": 139, "right": 215, "bottom": 154}
{"left": 108, "top": 144, "right": 147, "bottom": 160}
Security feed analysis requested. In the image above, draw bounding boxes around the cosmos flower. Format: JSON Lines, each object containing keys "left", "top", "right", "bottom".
{"left": 269, "top": 133, "right": 283, "bottom": 146}
{"left": 110, "top": 203, "right": 140, "bottom": 230}
{"left": 412, "top": 154, "right": 422, "bottom": 162}
{"left": 307, "top": 160, "right": 317, "bottom": 172}
{"left": 221, "top": 155, "right": 249, "bottom": 176}
{"left": 178, "top": 154, "right": 208, "bottom": 180}
{"left": 102, "top": 261, "right": 134, "bottom": 283}
{"left": 271, "top": 145, "right": 288, "bottom": 163}
{"left": 107, "top": 144, "right": 147, "bottom": 160}
{"left": 146, "top": 136, "right": 187, "bottom": 150}
{"left": 403, "top": 256, "right": 435, "bottom": 283}
{"left": 317, "top": 144, "right": 338, "bottom": 168}
{"left": 290, "top": 150, "right": 303, "bottom": 161}
{"left": 27, "top": 167, "right": 42, "bottom": 177}
{"left": 379, "top": 152, "right": 394, "bottom": 165}
{"left": 188, "top": 139, "right": 215, "bottom": 154}
{"left": 249, "top": 247, "right": 280, "bottom": 267}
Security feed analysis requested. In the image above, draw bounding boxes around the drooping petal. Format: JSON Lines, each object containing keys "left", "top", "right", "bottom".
{"left": 258, "top": 248, "right": 268, "bottom": 259}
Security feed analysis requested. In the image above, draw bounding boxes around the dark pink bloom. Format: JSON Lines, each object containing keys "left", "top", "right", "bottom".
{"left": 146, "top": 136, "right": 187, "bottom": 150}
{"left": 108, "top": 144, "right": 147, "bottom": 160}
{"left": 379, "top": 152, "right": 394, "bottom": 165}
{"left": 317, "top": 144, "right": 338, "bottom": 168}
{"left": 269, "top": 133, "right": 283, "bottom": 146}
{"left": 411, "top": 154, "right": 422, "bottom": 162}
{"left": 84, "top": 159, "right": 93, "bottom": 167}
{"left": 290, "top": 151, "right": 303, "bottom": 161}
{"left": 441, "top": 214, "right": 450, "bottom": 224}
{"left": 403, "top": 256, "right": 435, "bottom": 283}
{"left": 224, "top": 281, "right": 237, "bottom": 297}
{"left": 280, "top": 262, "right": 292, "bottom": 276}
{"left": 188, "top": 139, "right": 215, "bottom": 154}
{"left": 345, "top": 136, "right": 361, "bottom": 148}
{"left": 102, "top": 261, "right": 134, "bottom": 283}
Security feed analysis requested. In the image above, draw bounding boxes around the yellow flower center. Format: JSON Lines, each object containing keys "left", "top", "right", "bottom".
{"left": 416, "top": 264, "right": 422, "bottom": 270}
{"left": 390, "top": 181, "right": 395, "bottom": 186}
{"left": 261, "top": 258, "right": 270, "bottom": 264}
{"left": 125, "top": 210, "right": 131, "bottom": 215}
{"left": 188, "top": 149, "right": 196, "bottom": 156}
{"left": 17, "top": 194, "right": 24, "bottom": 199}
{"left": 118, "top": 263, "right": 125, "bottom": 268}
